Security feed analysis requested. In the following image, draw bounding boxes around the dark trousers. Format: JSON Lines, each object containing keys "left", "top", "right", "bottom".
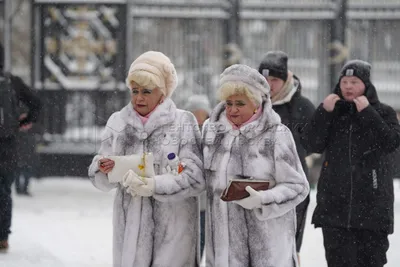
{"left": 322, "top": 227, "right": 389, "bottom": 267}
{"left": 200, "top": 210, "right": 205, "bottom": 256}
{"left": 0, "top": 138, "right": 17, "bottom": 241}
{"left": 295, "top": 194, "right": 310, "bottom": 252}
{"left": 0, "top": 168, "right": 16, "bottom": 241}
{"left": 15, "top": 166, "right": 33, "bottom": 193}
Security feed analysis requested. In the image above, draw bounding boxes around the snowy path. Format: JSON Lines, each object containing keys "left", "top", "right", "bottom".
{"left": 1, "top": 178, "right": 399, "bottom": 267}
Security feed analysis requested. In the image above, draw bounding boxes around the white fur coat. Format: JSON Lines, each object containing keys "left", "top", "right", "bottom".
{"left": 88, "top": 98, "right": 205, "bottom": 267}
{"left": 202, "top": 98, "right": 309, "bottom": 267}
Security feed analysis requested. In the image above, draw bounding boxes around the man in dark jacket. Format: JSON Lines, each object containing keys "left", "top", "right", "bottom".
{"left": 302, "top": 59, "right": 400, "bottom": 267}
{"left": 258, "top": 51, "right": 315, "bottom": 263}
{"left": 0, "top": 43, "right": 42, "bottom": 250}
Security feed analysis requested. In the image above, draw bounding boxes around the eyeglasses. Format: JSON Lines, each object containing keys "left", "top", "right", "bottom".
{"left": 131, "top": 88, "right": 153, "bottom": 95}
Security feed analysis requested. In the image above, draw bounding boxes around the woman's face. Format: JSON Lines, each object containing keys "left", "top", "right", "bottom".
{"left": 130, "top": 81, "right": 164, "bottom": 116}
{"left": 225, "top": 94, "right": 258, "bottom": 126}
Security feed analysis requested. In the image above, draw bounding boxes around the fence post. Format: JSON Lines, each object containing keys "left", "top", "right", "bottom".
{"left": 126, "top": 0, "right": 134, "bottom": 69}
{"left": 317, "top": 20, "right": 332, "bottom": 104}
{"left": 329, "top": 0, "right": 348, "bottom": 89}
{"left": 2, "top": 0, "right": 12, "bottom": 74}
{"left": 223, "top": 0, "right": 241, "bottom": 70}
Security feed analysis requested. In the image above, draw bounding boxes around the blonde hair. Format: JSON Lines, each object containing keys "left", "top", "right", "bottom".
{"left": 126, "top": 70, "right": 165, "bottom": 94}
{"left": 218, "top": 82, "right": 260, "bottom": 106}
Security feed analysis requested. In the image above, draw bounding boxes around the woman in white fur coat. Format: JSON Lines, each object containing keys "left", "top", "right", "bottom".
{"left": 202, "top": 64, "right": 309, "bottom": 267}
{"left": 88, "top": 51, "right": 205, "bottom": 267}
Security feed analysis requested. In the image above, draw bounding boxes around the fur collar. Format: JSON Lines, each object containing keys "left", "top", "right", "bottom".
{"left": 119, "top": 98, "right": 177, "bottom": 137}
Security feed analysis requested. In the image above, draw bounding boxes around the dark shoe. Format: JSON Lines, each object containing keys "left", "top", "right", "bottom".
{"left": 0, "top": 240, "right": 9, "bottom": 251}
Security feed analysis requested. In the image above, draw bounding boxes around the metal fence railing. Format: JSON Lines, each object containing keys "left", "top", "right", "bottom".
{"left": 2, "top": 0, "right": 398, "bottom": 152}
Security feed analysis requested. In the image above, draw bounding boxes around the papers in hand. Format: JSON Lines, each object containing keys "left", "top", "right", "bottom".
{"left": 106, "top": 153, "right": 156, "bottom": 183}
{"left": 220, "top": 177, "right": 273, "bottom": 202}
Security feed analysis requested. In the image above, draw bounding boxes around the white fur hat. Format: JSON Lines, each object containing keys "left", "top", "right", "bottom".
{"left": 126, "top": 51, "right": 178, "bottom": 98}
{"left": 219, "top": 64, "right": 270, "bottom": 105}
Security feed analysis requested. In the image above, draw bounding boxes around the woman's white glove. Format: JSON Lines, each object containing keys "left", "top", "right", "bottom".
{"left": 125, "top": 186, "right": 137, "bottom": 197}
{"left": 163, "top": 165, "right": 178, "bottom": 176}
{"left": 233, "top": 186, "right": 262, "bottom": 210}
{"left": 122, "top": 170, "right": 155, "bottom": 197}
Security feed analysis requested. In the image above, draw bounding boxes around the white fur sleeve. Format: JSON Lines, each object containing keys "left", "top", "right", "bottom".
{"left": 153, "top": 112, "right": 205, "bottom": 202}
{"left": 254, "top": 125, "right": 309, "bottom": 220}
{"left": 88, "top": 113, "right": 119, "bottom": 192}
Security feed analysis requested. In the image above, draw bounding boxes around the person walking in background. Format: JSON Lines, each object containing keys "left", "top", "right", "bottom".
{"left": 258, "top": 51, "right": 315, "bottom": 264}
{"left": 203, "top": 64, "right": 309, "bottom": 267}
{"left": 0, "top": 43, "right": 42, "bottom": 250}
{"left": 185, "top": 94, "right": 212, "bottom": 129}
{"left": 14, "top": 110, "right": 39, "bottom": 196}
{"left": 301, "top": 60, "right": 400, "bottom": 267}
{"left": 88, "top": 51, "right": 205, "bottom": 267}
{"left": 184, "top": 94, "right": 212, "bottom": 263}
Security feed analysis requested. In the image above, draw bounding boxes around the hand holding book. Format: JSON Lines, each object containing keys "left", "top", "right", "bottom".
{"left": 233, "top": 186, "right": 263, "bottom": 209}
{"left": 220, "top": 177, "right": 273, "bottom": 202}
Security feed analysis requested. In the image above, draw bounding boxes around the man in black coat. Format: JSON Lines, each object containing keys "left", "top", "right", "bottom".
{"left": 258, "top": 51, "right": 316, "bottom": 262}
{"left": 0, "top": 43, "right": 42, "bottom": 250}
{"left": 302, "top": 59, "right": 400, "bottom": 267}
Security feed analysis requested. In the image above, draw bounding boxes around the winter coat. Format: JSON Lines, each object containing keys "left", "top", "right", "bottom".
{"left": 15, "top": 104, "right": 39, "bottom": 169}
{"left": 301, "top": 82, "right": 400, "bottom": 234}
{"left": 271, "top": 74, "right": 315, "bottom": 252}
{"left": 9, "top": 75, "right": 42, "bottom": 127}
{"left": 16, "top": 131, "right": 37, "bottom": 169}
{"left": 272, "top": 75, "right": 315, "bottom": 178}
{"left": 88, "top": 98, "right": 205, "bottom": 267}
{"left": 0, "top": 74, "right": 41, "bottom": 169}
{"left": 0, "top": 42, "right": 42, "bottom": 135}
{"left": 202, "top": 98, "right": 309, "bottom": 267}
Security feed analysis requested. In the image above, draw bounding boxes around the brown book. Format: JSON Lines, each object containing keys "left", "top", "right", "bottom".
{"left": 220, "top": 178, "right": 270, "bottom": 202}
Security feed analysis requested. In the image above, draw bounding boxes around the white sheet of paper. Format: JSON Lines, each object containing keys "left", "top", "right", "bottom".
{"left": 106, "top": 154, "right": 155, "bottom": 183}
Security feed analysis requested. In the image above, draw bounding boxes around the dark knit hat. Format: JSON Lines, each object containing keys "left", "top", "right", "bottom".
{"left": 339, "top": 59, "right": 371, "bottom": 85}
{"left": 258, "top": 51, "right": 288, "bottom": 82}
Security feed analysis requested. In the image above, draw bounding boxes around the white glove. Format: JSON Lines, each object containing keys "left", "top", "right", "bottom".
{"left": 122, "top": 170, "right": 155, "bottom": 197}
{"left": 134, "top": 177, "right": 155, "bottom": 197}
{"left": 164, "top": 165, "right": 178, "bottom": 176}
{"left": 233, "top": 186, "right": 262, "bottom": 210}
{"left": 122, "top": 170, "right": 145, "bottom": 188}
{"left": 125, "top": 186, "right": 137, "bottom": 197}
{"left": 122, "top": 170, "right": 143, "bottom": 197}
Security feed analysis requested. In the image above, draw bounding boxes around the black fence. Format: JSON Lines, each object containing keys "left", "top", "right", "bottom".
{"left": 25, "top": 0, "right": 400, "bottom": 176}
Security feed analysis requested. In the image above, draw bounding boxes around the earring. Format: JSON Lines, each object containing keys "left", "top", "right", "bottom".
{"left": 253, "top": 109, "right": 257, "bottom": 114}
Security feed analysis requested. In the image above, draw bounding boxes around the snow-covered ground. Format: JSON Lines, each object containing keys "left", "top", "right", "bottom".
{"left": 1, "top": 178, "right": 400, "bottom": 267}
